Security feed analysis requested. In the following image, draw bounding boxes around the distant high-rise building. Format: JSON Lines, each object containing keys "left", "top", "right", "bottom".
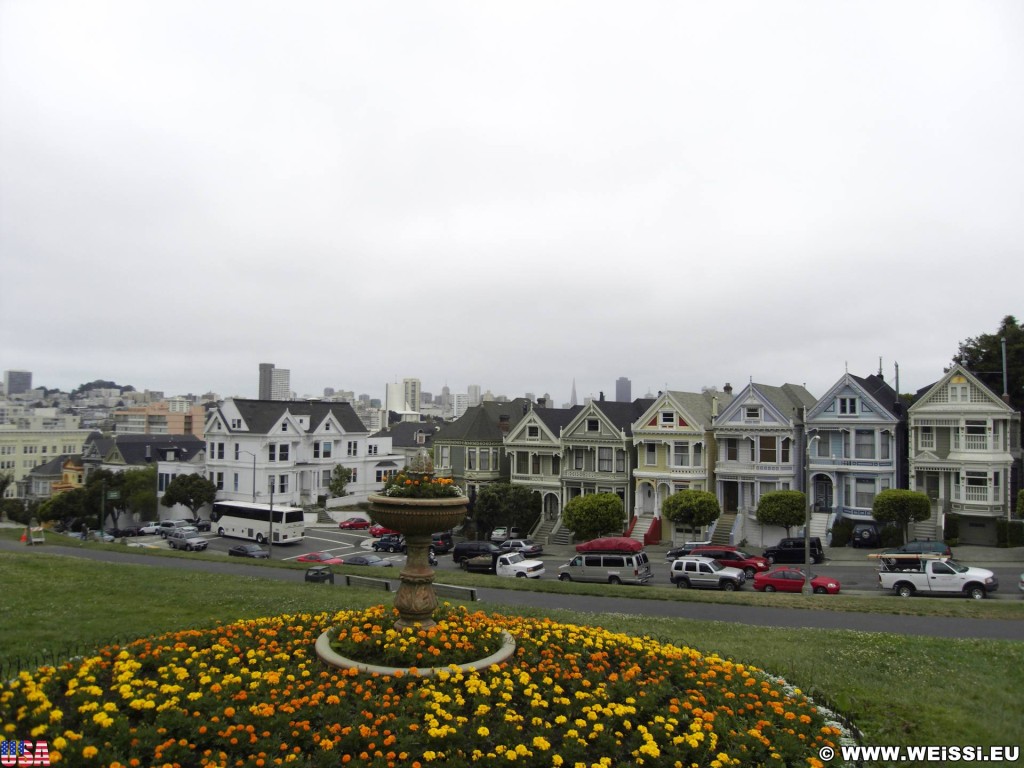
{"left": 615, "top": 377, "right": 631, "bottom": 402}
{"left": 467, "top": 384, "right": 481, "bottom": 407}
{"left": 258, "top": 363, "right": 291, "bottom": 400}
{"left": 403, "top": 378, "right": 421, "bottom": 412}
{"left": 324, "top": 387, "right": 335, "bottom": 397}
{"left": 3, "top": 370, "right": 32, "bottom": 395}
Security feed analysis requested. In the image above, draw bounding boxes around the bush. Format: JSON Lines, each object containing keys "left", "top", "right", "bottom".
{"left": 879, "top": 525, "right": 903, "bottom": 548}
{"left": 944, "top": 514, "right": 960, "bottom": 543}
{"left": 1017, "top": 490, "right": 1024, "bottom": 519}
{"left": 996, "top": 518, "right": 1024, "bottom": 548}
{"left": 830, "top": 518, "right": 853, "bottom": 548}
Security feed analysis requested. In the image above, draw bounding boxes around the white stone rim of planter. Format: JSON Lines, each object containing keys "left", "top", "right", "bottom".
{"left": 315, "top": 629, "right": 516, "bottom": 677}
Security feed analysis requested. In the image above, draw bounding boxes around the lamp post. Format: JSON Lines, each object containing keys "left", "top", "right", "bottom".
{"left": 267, "top": 477, "right": 275, "bottom": 560}
{"left": 804, "top": 435, "right": 820, "bottom": 595}
{"left": 240, "top": 450, "right": 257, "bottom": 502}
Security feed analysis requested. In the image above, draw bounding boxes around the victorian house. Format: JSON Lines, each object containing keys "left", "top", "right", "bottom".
{"left": 908, "top": 364, "right": 1021, "bottom": 545}
{"left": 804, "top": 372, "right": 907, "bottom": 535}
{"left": 203, "top": 399, "right": 401, "bottom": 508}
{"left": 557, "top": 396, "right": 654, "bottom": 539}
{"left": 631, "top": 389, "right": 731, "bottom": 544}
{"left": 505, "top": 402, "right": 581, "bottom": 527}
{"left": 712, "top": 382, "right": 817, "bottom": 547}
{"left": 432, "top": 399, "right": 533, "bottom": 503}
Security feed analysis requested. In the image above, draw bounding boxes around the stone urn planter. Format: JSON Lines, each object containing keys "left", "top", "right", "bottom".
{"left": 368, "top": 493, "right": 467, "bottom": 628}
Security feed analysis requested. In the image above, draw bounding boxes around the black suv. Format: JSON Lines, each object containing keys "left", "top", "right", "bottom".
{"left": 763, "top": 537, "right": 825, "bottom": 564}
{"left": 372, "top": 534, "right": 406, "bottom": 553}
{"left": 851, "top": 522, "right": 881, "bottom": 548}
{"left": 884, "top": 539, "right": 953, "bottom": 557}
{"left": 452, "top": 540, "right": 501, "bottom": 563}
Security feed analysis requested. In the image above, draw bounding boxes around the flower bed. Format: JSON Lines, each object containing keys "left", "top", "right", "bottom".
{"left": 0, "top": 605, "right": 845, "bottom": 767}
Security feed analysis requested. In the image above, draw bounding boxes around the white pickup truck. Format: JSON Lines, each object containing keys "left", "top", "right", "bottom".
{"left": 462, "top": 551, "right": 546, "bottom": 578}
{"left": 876, "top": 555, "right": 998, "bottom": 600}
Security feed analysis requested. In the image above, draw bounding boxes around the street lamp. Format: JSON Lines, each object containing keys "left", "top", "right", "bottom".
{"left": 267, "top": 477, "right": 275, "bottom": 560}
{"left": 239, "top": 450, "right": 257, "bottom": 503}
{"left": 804, "top": 435, "right": 821, "bottom": 595}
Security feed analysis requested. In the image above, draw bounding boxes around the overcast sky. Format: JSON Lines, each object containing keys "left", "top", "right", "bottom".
{"left": 2, "top": 2, "right": 1021, "bottom": 406}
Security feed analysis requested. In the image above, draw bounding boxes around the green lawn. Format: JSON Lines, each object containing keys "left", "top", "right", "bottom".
{"left": 1, "top": 550, "right": 1022, "bottom": 759}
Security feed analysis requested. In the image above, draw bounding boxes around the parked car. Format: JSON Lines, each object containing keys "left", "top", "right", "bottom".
{"left": 558, "top": 539, "right": 653, "bottom": 585}
{"left": 763, "top": 537, "right": 825, "bottom": 565}
{"left": 883, "top": 540, "right": 953, "bottom": 558}
{"left": 228, "top": 543, "right": 270, "bottom": 559}
{"left": 462, "top": 551, "right": 545, "bottom": 578}
{"left": 431, "top": 531, "right": 454, "bottom": 554}
{"left": 166, "top": 529, "right": 209, "bottom": 552}
{"left": 877, "top": 555, "right": 996, "bottom": 599}
{"left": 452, "top": 541, "right": 502, "bottom": 563}
{"left": 850, "top": 522, "right": 881, "bottom": 548}
{"left": 499, "top": 538, "right": 543, "bottom": 556}
{"left": 76, "top": 530, "right": 116, "bottom": 543}
{"left": 185, "top": 517, "right": 212, "bottom": 532}
{"left": 138, "top": 522, "right": 162, "bottom": 535}
{"left": 664, "top": 541, "right": 712, "bottom": 561}
{"left": 339, "top": 516, "right": 371, "bottom": 530}
{"left": 669, "top": 556, "right": 745, "bottom": 591}
{"left": 339, "top": 554, "right": 393, "bottom": 567}
{"left": 297, "top": 551, "right": 345, "bottom": 565}
{"left": 753, "top": 567, "right": 841, "bottom": 594}
{"left": 489, "top": 526, "right": 522, "bottom": 543}
{"left": 304, "top": 565, "right": 335, "bottom": 584}
{"left": 372, "top": 534, "right": 406, "bottom": 553}
{"left": 106, "top": 525, "right": 141, "bottom": 538}
{"left": 369, "top": 524, "right": 398, "bottom": 538}
{"left": 688, "top": 546, "right": 769, "bottom": 578}
{"left": 158, "top": 520, "right": 197, "bottom": 538}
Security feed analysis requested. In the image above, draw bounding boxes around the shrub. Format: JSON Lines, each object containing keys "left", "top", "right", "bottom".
{"left": 830, "top": 518, "right": 853, "bottom": 548}
{"left": 944, "top": 514, "right": 960, "bottom": 544}
{"left": 1017, "top": 489, "right": 1024, "bottom": 519}
{"left": 996, "top": 518, "right": 1024, "bottom": 548}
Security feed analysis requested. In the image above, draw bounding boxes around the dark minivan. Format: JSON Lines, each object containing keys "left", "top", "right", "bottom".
{"left": 763, "top": 537, "right": 825, "bottom": 564}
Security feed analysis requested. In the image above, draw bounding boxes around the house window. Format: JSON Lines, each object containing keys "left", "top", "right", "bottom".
{"left": 965, "top": 420, "right": 987, "bottom": 450}
{"left": 234, "top": 443, "right": 240, "bottom": 460}
{"left": 350, "top": 468, "right": 357, "bottom": 483}
{"left": 322, "top": 442, "right": 332, "bottom": 458}
{"left": 440, "top": 446, "right": 450, "bottom": 467}
{"left": 233, "top": 473, "right": 239, "bottom": 492}
{"left": 920, "top": 427, "right": 934, "bottom": 449}
{"left": 230, "top": 418, "right": 241, "bottom": 429}
{"left": 367, "top": 445, "right": 378, "bottom": 456}
{"left": 759, "top": 436, "right": 776, "bottom": 463}
{"left": 278, "top": 474, "right": 288, "bottom": 493}
{"left": 587, "top": 419, "right": 600, "bottom": 432}
{"left": 574, "top": 451, "right": 584, "bottom": 470}
{"left": 839, "top": 398, "right": 857, "bottom": 415}
{"left": 964, "top": 471, "right": 988, "bottom": 502}
{"left": 661, "top": 411, "right": 674, "bottom": 426}
{"left": 673, "top": 441, "right": 689, "bottom": 467}
{"left": 210, "top": 471, "right": 224, "bottom": 491}
{"left": 598, "top": 447, "right": 612, "bottom": 472}
{"left": 645, "top": 443, "right": 657, "bottom": 465}
{"left": 216, "top": 443, "right": 225, "bottom": 459}
{"left": 725, "top": 438, "right": 737, "bottom": 461}
{"left": 313, "top": 443, "right": 320, "bottom": 459}
{"left": 552, "top": 455, "right": 560, "bottom": 474}
{"left": 950, "top": 384, "right": 968, "bottom": 402}
{"left": 527, "top": 426, "right": 539, "bottom": 438}
{"left": 693, "top": 443, "right": 702, "bottom": 467}
{"left": 467, "top": 449, "right": 476, "bottom": 471}
{"left": 347, "top": 441, "right": 358, "bottom": 457}
{"left": 268, "top": 445, "right": 277, "bottom": 462}
{"left": 855, "top": 430, "right": 875, "bottom": 459}
{"left": 744, "top": 406, "right": 760, "bottom": 420}
{"left": 780, "top": 438, "right": 790, "bottom": 463}
{"left": 616, "top": 449, "right": 625, "bottom": 472}
{"left": 281, "top": 423, "right": 287, "bottom": 431}
{"left": 279, "top": 444, "right": 289, "bottom": 461}
{"left": 855, "top": 478, "right": 875, "bottom": 508}
{"left": 480, "top": 449, "right": 491, "bottom": 471}
{"left": 322, "top": 470, "right": 331, "bottom": 486}
{"left": 532, "top": 454, "right": 541, "bottom": 474}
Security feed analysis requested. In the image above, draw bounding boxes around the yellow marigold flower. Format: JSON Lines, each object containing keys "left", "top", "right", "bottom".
{"left": 82, "top": 745, "right": 98, "bottom": 758}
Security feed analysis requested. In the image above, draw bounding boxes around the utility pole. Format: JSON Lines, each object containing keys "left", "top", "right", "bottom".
{"left": 267, "top": 477, "right": 274, "bottom": 560}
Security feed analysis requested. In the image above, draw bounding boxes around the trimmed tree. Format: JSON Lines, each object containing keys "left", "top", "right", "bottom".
{"left": 473, "top": 483, "right": 541, "bottom": 537}
{"left": 661, "top": 490, "right": 721, "bottom": 538}
{"left": 756, "top": 490, "right": 807, "bottom": 536}
{"left": 328, "top": 466, "right": 353, "bottom": 498}
{"left": 161, "top": 473, "right": 218, "bottom": 518}
{"left": 872, "top": 489, "right": 931, "bottom": 543}
{"left": 561, "top": 493, "right": 625, "bottom": 541}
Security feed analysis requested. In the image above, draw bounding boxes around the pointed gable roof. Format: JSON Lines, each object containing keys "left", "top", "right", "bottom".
{"left": 909, "top": 363, "right": 1017, "bottom": 413}
{"left": 715, "top": 382, "right": 816, "bottom": 427}
{"left": 808, "top": 372, "right": 903, "bottom": 422}
{"left": 434, "top": 398, "right": 533, "bottom": 443}
{"left": 216, "top": 399, "right": 367, "bottom": 434}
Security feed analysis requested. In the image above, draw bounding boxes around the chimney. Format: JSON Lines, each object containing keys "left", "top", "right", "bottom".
{"left": 712, "top": 396, "right": 719, "bottom": 417}
{"left": 599, "top": 391, "right": 605, "bottom": 401}
{"left": 537, "top": 397, "right": 546, "bottom": 408}
{"left": 498, "top": 414, "right": 510, "bottom": 433}
{"left": 723, "top": 382, "right": 733, "bottom": 395}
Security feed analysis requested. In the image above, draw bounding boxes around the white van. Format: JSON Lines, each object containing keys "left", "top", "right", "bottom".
{"left": 557, "top": 549, "right": 653, "bottom": 585}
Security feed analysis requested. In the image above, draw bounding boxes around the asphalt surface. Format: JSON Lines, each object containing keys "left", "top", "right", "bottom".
{"left": 2, "top": 537, "right": 1022, "bottom": 641}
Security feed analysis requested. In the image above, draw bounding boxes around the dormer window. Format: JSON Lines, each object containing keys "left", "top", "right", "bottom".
{"left": 587, "top": 419, "right": 599, "bottom": 432}
{"left": 527, "top": 426, "right": 539, "bottom": 438}
{"left": 744, "top": 406, "right": 760, "bottom": 420}
{"left": 281, "top": 423, "right": 287, "bottom": 432}
{"left": 839, "top": 398, "right": 857, "bottom": 415}
{"left": 660, "top": 411, "right": 674, "bottom": 427}
{"left": 950, "top": 384, "right": 969, "bottom": 402}
{"left": 230, "top": 418, "right": 241, "bottom": 429}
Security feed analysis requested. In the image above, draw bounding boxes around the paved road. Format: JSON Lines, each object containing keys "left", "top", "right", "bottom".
{"left": 3, "top": 539, "right": 1021, "bottom": 641}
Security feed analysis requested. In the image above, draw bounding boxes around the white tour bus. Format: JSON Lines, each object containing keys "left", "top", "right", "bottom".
{"left": 210, "top": 500, "right": 305, "bottom": 544}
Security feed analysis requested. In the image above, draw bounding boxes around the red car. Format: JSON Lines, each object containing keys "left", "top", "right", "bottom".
{"left": 753, "top": 567, "right": 841, "bottom": 595}
{"left": 338, "top": 517, "right": 371, "bottom": 530}
{"left": 296, "top": 551, "right": 345, "bottom": 565}
{"left": 369, "top": 524, "right": 398, "bottom": 538}
{"left": 689, "top": 546, "right": 770, "bottom": 578}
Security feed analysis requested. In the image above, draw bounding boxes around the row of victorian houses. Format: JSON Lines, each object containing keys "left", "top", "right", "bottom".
{"left": 21, "top": 364, "right": 1021, "bottom": 548}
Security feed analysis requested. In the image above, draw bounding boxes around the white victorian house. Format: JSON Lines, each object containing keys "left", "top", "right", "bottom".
{"left": 204, "top": 399, "right": 403, "bottom": 508}
{"left": 908, "top": 365, "right": 1021, "bottom": 545}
